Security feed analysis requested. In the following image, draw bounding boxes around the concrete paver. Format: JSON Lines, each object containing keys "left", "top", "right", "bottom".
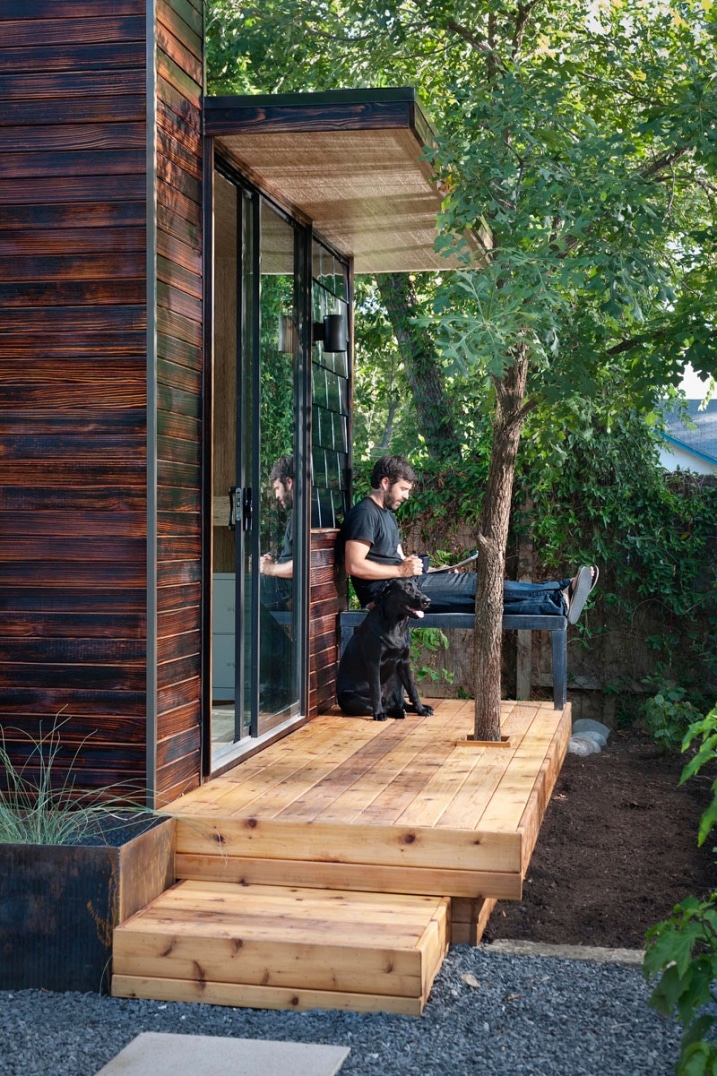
{"left": 94, "top": 1032, "right": 350, "bottom": 1076}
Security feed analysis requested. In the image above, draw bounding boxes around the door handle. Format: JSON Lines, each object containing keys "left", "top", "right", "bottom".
{"left": 241, "top": 487, "right": 253, "bottom": 531}
{"left": 228, "top": 487, "right": 253, "bottom": 532}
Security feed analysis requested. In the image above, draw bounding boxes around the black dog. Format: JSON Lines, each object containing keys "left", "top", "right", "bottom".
{"left": 336, "top": 578, "right": 435, "bottom": 721}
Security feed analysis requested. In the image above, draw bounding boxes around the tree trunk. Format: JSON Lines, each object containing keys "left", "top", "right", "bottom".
{"left": 375, "top": 272, "right": 461, "bottom": 462}
{"left": 473, "top": 347, "right": 530, "bottom": 740}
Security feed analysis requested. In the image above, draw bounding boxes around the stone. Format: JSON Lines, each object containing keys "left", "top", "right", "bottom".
{"left": 567, "top": 735, "right": 601, "bottom": 756}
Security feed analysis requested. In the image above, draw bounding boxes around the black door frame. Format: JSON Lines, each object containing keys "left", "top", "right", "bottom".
{"left": 201, "top": 152, "right": 313, "bottom": 775}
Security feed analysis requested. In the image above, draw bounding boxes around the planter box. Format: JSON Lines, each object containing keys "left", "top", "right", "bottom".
{"left": 0, "top": 817, "right": 175, "bottom": 993}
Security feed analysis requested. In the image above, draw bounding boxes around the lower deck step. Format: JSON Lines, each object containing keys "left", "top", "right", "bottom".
{"left": 111, "top": 880, "right": 450, "bottom": 1016}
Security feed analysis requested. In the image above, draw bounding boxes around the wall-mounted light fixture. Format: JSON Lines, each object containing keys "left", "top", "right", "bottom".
{"left": 313, "top": 313, "right": 347, "bottom": 353}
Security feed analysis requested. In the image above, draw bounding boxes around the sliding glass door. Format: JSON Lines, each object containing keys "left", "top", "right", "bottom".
{"left": 211, "top": 167, "right": 309, "bottom": 764}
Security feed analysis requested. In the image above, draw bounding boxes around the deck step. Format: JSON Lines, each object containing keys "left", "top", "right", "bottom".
{"left": 111, "top": 880, "right": 450, "bottom": 1016}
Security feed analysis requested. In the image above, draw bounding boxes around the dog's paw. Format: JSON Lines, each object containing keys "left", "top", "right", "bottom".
{"left": 387, "top": 708, "right": 406, "bottom": 720}
{"left": 373, "top": 712, "right": 388, "bottom": 722}
{"left": 415, "top": 704, "right": 434, "bottom": 716}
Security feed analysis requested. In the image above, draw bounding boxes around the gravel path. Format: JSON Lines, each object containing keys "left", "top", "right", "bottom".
{"left": 0, "top": 947, "right": 679, "bottom": 1076}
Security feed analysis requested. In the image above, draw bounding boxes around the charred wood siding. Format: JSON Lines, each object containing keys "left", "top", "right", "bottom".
{"left": 154, "top": 0, "right": 203, "bottom": 806}
{"left": 309, "top": 529, "right": 343, "bottom": 717}
{"left": 0, "top": 1, "right": 204, "bottom": 805}
{"left": 0, "top": 1, "right": 150, "bottom": 795}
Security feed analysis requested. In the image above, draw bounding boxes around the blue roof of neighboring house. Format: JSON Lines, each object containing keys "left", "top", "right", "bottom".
{"left": 662, "top": 399, "right": 717, "bottom": 466}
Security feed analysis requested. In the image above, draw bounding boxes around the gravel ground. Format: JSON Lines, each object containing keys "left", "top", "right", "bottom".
{"left": 0, "top": 947, "right": 680, "bottom": 1076}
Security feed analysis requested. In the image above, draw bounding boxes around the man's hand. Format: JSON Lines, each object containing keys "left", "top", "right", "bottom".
{"left": 399, "top": 555, "right": 424, "bottom": 578}
{"left": 260, "top": 553, "right": 293, "bottom": 579}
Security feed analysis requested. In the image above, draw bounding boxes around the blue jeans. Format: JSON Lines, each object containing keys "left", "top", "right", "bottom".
{"left": 418, "top": 572, "right": 570, "bottom": 616}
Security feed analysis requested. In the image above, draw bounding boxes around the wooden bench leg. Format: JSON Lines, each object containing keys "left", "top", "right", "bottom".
{"left": 551, "top": 628, "right": 567, "bottom": 709}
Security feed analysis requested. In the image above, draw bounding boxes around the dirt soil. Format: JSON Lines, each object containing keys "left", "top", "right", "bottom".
{"left": 484, "top": 728, "right": 717, "bottom": 950}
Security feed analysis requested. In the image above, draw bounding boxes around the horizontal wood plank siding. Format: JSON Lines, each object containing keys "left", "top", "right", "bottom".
{"left": 153, "top": 0, "right": 204, "bottom": 803}
{"left": 0, "top": 4, "right": 151, "bottom": 791}
{"left": 309, "top": 530, "right": 342, "bottom": 718}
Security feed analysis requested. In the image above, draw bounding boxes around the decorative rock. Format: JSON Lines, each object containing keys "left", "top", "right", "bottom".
{"left": 575, "top": 729, "right": 608, "bottom": 747}
{"left": 567, "top": 735, "right": 602, "bottom": 756}
{"left": 572, "top": 718, "right": 611, "bottom": 742}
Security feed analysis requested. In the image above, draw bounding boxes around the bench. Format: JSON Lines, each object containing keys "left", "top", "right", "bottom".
{"left": 338, "top": 611, "right": 568, "bottom": 710}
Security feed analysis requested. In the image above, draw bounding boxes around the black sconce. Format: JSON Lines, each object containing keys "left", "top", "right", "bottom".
{"left": 313, "top": 313, "right": 347, "bottom": 353}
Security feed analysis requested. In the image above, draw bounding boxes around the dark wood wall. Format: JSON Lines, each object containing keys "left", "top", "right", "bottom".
{"left": 154, "top": 0, "right": 204, "bottom": 806}
{"left": 309, "top": 529, "right": 343, "bottom": 717}
{"left": 0, "top": 0, "right": 204, "bottom": 806}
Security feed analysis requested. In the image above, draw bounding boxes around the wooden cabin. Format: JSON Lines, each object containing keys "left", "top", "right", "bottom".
{"left": 1, "top": 1, "right": 460, "bottom": 806}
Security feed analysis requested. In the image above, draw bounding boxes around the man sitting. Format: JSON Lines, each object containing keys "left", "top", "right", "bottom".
{"left": 337, "top": 454, "right": 598, "bottom": 623}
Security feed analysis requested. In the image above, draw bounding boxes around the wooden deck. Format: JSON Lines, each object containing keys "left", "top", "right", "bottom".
{"left": 112, "top": 699, "right": 570, "bottom": 1014}
{"left": 169, "top": 698, "right": 571, "bottom": 904}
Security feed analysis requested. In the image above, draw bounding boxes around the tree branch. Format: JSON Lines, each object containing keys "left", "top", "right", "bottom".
{"left": 446, "top": 18, "right": 506, "bottom": 70}
{"left": 641, "top": 146, "right": 691, "bottom": 179}
{"left": 512, "top": 0, "right": 542, "bottom": 56}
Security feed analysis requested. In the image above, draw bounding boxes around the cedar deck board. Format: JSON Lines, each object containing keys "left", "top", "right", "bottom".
{"left": 113, "top": 879, "right": 449, "bottom": 1008}
{"left": 173, "top": 853, "right": 522, "bottom": 900}
{"left": 170, "top": 699, "right": 570, "bottom": 899}
{"left": 111, "top": 974, "right": 426, "bottom": 1016}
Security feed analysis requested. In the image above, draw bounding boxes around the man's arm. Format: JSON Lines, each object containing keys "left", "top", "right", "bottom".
{"left": 260, "top": 554, "right": 293, "bottom": 578}
{"left": 344, "top": 539, "right": 423, "bottom": 580}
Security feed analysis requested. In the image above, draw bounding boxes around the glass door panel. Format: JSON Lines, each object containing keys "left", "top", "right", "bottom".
{"left": 210, "top": 171, "right": 304, "bottom": 766}
{"left": 252, "top": 200, "right": 300, "bottom": 733}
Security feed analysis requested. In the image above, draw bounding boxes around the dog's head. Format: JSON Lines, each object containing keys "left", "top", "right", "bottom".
{"left": 377, "top": 578, "right": 431, "bottom": 619}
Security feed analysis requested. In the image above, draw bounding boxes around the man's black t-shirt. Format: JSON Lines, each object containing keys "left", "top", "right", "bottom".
{"left": 337, "top": 496, "right": 403, "bottom": 606}
{"left": 277, "top": 512, "right": 293, "bottom": 564}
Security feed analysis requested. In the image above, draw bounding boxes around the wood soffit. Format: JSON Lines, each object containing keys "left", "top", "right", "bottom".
{"left": 205, "top": 87, "right": 482, "bottom": 273}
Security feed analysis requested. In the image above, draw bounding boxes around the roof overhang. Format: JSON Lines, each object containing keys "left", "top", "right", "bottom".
{"left": 204, "top": 87, "right": 483, "bottom": 273}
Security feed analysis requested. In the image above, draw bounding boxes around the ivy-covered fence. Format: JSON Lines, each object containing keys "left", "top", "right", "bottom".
{"left": 400, "top": 447, "right": 717, "bottom": 725}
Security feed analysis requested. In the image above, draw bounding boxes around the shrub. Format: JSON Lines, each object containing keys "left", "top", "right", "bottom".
{"left": 0, "top": 720, "right": 149, "bottom": 847}
{"left": 644, "top": 704, "right": 717, "bottom": 1074}
{"left": 642, "top": 685, "right": 704, "bottom": 752}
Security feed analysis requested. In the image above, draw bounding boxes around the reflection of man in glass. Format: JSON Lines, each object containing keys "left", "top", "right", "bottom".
{"left": 258, "top": 457, "right": 295, "bottom": 710}
{"left": 259, "top": 455, "right": 294, "bottom": 611}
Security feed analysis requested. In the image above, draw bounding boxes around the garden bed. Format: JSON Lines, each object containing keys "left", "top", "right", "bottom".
{"left": 485, "top": 728, "right": 716, "bottom": 949}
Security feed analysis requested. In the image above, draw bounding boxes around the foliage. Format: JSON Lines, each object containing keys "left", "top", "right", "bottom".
{"left": 259, "top": 273, "right": 297, "bottom": 552}
{"left": 645, "top": 892, "right": 717, "bottom": 1076}
{"left": 512, "top": 406, "right": 717, "bottom": 700}
{"left": 410, "top": 627, "right": 455, "bottom": 687}
{"left": 642, "top": 683, "right": 704, "bottom": 752}
{"left": 519, "top": 411, "right": 717, "bottom": 613}
{"left": 682, "top": 710, "right": 717, "bottom": 849}
{"left": 352, "top": 278, "right": 413, "bottom": 460}
{"left": 0, "top": 722, "right": 149, "bottom": 846}
{"left": 644, "top": 704, "right": 717, "bottom": 1075}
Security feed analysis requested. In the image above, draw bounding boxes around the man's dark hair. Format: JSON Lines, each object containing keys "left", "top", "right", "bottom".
{"left": 370, "top": 455, "right": 416, "bottom": 489}
{"left": 269, "top": 455, "right": 294, "bottom": 485}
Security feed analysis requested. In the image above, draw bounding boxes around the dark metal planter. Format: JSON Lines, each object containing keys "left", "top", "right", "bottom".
{"left": 0, "top": 817, "right": 175, "bottom": 993}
